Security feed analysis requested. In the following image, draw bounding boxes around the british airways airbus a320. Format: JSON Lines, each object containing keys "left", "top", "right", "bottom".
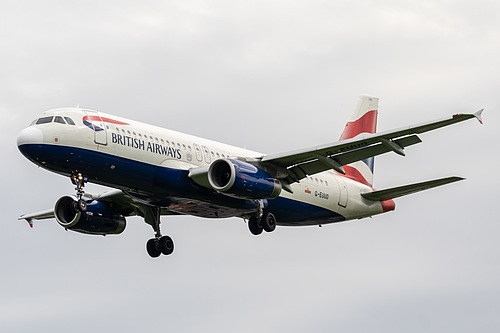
{"left": 17, "top": 95, "right": 483, "bottom": 258}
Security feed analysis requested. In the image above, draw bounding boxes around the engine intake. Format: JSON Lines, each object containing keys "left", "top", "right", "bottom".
{"left": 208, "top": 158, "right": 282, "bottom": 199}
{"left": 54, "top": 196, "right": 126, "bottom": 235}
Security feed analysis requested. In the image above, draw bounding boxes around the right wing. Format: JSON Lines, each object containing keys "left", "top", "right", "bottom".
{"left": 260, "top": 110, "right": 483, "bottom": 186}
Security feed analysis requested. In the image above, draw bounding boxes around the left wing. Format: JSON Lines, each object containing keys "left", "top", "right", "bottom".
{"left": 260, "top": 110, "right": 483, "bottom": 186}
{"left": 18, "top": 209, "right": 55, "bottom": 227}
{"left": 18, "top": 189, "right": 178, "bottom": 228}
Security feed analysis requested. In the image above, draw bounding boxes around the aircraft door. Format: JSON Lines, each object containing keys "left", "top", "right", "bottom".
{"left": 335, "top": 176, "right": 348, "bottom": 208}
{"left": 84, "top": 111, "right": 108, "bottom": 145}
{"left": 193, "top": 144, "right": 203, "bottom": 162}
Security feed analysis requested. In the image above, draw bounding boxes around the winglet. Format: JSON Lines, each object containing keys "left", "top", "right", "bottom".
{"left": 18, "top": 216, "right": 34, "bottom": 228}
{"left": 474, "top": 109, "right": 484, "bottom": 124}
{"left": 18, "top": 209, "right": 55, "bottom": 228}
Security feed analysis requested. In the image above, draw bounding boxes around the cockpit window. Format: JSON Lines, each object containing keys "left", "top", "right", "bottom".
{"left": 36, "top": 116, "right": 53, "bottom": 124}
{"left": 54, "top": 116, "right": 66, "bottom": 124}
{"left": 64, "top": 117, "right": 75, "bottom": 125}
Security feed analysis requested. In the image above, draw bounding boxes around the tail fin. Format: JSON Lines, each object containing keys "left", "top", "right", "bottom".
{"left": 339, "top": 95, "right": 379, "bottom": 187}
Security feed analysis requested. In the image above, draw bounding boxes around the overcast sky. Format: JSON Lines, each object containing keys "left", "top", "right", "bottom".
{"left": 2, "top": 1, "right": 499, "bottom": 332}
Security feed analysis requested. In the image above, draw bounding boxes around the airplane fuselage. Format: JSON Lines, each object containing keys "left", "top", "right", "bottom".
{"left": 17, "top": 108, "right": 389, "bottom": 226}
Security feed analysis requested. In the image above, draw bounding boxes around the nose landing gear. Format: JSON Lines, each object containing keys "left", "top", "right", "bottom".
{"left": 71, "top": 172, "right": 88, "bottom": 212}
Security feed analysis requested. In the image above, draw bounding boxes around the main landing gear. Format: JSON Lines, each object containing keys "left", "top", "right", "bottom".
{"left": 144, "top": 206, "right": 174, "bottom": 258}
{"left": 248, "top": 212, "right": 277, "bottom": 235}
{"left": 71, "top": 172, "right": 88, "bottom": 212}
{"left": 248, "top": 200, "right": 277, "bottom": 235}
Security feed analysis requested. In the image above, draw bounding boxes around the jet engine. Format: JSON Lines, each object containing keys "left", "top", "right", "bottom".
{"left": 208, "top": 158, "right": 282, "bottom": 199}
{"left": 54, "top": 196, "right": 126, "bottom": 235}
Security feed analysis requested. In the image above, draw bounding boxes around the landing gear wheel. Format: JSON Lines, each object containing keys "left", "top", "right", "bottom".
{"left": 248, "top": 216, "right": 263, "bottom": 235}
{"left": 159, "top": 236, "right": 174, "bottom": 255}
{"left": 262, "top": 212, "right": 276, "bottom": 232}
{"left": 72, "top": 199, "right": 87, "bottom": 212}
{"left": 77, "top": 199, "right": 87, "bottom": 212}
{"left": 146, "top": 238, "right": 161, "bottom": 258}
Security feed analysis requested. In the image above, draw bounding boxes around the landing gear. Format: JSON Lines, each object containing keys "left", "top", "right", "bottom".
{"left": 146, "top": 236, "right": 174, "bottom": 258}
{"left": 144, "top": 206, "right": 174, "bottom": 258}
{"left": 248, "top": 216, "right": 263, "bottom": 235}
{"left": 247, "top": 212, "right": 276, "bottom": 235}
{"left": 71, "top": 172, "right": 87, "bottom": 212}
{"left": 261, "top": 212, "right": 276, "bottom": 232}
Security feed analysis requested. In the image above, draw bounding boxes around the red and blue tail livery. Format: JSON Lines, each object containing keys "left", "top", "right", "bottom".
{"left": 17, "top": 96, "right": 483, "bottom": 258}
{"left": 339, "top": 95, "right": 378, "bottom": 187}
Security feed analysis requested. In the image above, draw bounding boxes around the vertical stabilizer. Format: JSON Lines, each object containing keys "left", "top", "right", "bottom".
{"left": 339, "top": 95, "right": 379, "bottom": 187}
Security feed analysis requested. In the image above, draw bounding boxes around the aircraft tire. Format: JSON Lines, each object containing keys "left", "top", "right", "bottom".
{"left": 262, "top": 212, "right": 276, "bottom": 232}
{"left": 146, "top": 238, "right": 161, "bottom": 258}
{"left": 77, "top": 199, "right": 87, "bottom": 212}
{"left": 159, "top": 235, "right": 174, "bottom": 255}
{"left": 248, "top": 216, "right": 263, "bottom": 235}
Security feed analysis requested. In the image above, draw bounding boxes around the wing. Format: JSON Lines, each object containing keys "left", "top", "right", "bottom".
{"left": 18, "top": 209, "right": 55, "bottom": 227}
{"left": 18, "top": 189, "right": 179, "bottom": 227}
{"left": 260, "top": 110, "right": 483, "bottom": 186}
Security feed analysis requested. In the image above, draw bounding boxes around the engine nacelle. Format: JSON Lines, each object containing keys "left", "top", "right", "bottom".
{"left": 208, "top": 158, "right": 282, "bottom": 199}
{"left": 54, "top": 196, "right": 126, "bottom": 235}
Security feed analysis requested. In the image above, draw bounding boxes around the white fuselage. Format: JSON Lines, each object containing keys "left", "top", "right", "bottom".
{"left": 17, "top": 108, "right": 389, "bottom": 225}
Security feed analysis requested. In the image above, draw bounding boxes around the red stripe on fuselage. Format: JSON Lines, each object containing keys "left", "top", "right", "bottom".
{"left": 340, "top": 110, "right": 377, "bottom": 140}
{"left": 83, "top": 115, "right": 129, "bottom": 125}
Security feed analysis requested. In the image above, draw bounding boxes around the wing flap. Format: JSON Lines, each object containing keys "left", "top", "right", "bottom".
{"left": 361, "top": 176, "right": 464, "bottom": 201}
{"left": 285, "top": 135, "right": 422, "bottom": 182}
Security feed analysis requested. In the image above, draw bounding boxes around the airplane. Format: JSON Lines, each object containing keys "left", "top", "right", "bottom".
{"left": 17, "top": 95, "right": 483, "bottom": 258}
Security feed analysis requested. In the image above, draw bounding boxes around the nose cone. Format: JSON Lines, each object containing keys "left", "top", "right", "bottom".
{"left": 17, "top": 126, "right": 44, "bottom": 148}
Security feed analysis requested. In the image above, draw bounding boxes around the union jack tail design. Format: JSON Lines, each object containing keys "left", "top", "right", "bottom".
{"left": 339, "top": 95, "right": 379, "bottom": 187}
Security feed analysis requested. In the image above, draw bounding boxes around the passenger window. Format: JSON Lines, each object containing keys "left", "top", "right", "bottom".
{"left": 36, "top": 116, "right": 53, "bottom": 124}
{"left": 64, "top": 117, "right": 75, "bottom": 125}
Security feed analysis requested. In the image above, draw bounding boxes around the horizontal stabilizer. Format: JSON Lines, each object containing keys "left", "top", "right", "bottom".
{"left": 361, "top": 176, "right": 464, "bottom": 201}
